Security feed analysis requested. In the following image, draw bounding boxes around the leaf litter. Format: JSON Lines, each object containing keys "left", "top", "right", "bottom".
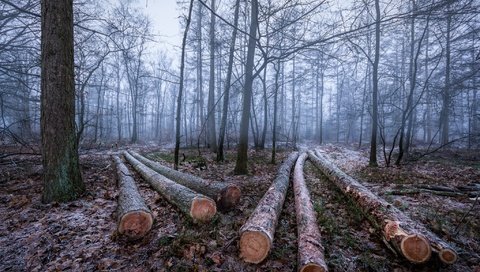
{"left": 0, "top": 145, "right": 479, "bottom": 271}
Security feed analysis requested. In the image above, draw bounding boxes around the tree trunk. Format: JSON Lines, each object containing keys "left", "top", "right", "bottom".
{"left": 207, "top": 0, "right": 217, "bottom": 153}
{"left": 293, "top": 153, "right": 328, "bottom": 272}
{"left": 234, "top": 0, "right": 258, "bottom": 175}
{"left": 369, "top": 0, "right": 380, "bottom": 167}
{"left": 441, "top": 4, "right": 452, "bottom": 145}
{"left": 175, "top": 0, "right": 194, "bottom": 170}
{"left": 124, "top": 151, "right": 216, "bottom": 223}
{"left": 113, "top": 155, "right": 152, "bottom": 239}
{"left": 41, "top": 0, "right": 84, "bottom": 203}
{"left": 271, "top": 60, "right": 280, "bottom": 164}
{"left": 239, "top": 152, "right": 299, "bottom": 263}
{"left": 309, "top": 151, "right": 458, "bottom": 265}
{"left": 217, "top": 0, "right": 240, "bottom": 162}
{"left": 129, "top": 151, "right": 241, "bottom": 210}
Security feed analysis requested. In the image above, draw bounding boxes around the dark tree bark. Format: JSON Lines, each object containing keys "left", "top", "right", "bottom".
{"left": 369, "top": 0, "right": 380, "bottom": 167}
{"left": 217, "top": 0, "right": 240, "bottom": 162}
{"left": 234, "top": 0, "right": 258, "bottom": 174}
{"left": 175, "top": 0, "right": 194, "bottom": 170}
{"left": 271, "top": 60, "right": 281, "bottom": 164}
{"left": 440, "top": 3, "right": 452, "bottom": 145}
{"left": 207, "top": 0, "right": 217, "bottom": 153}
{"left": 41, "top": 0, "right": 84, "bottom": 203}
{"left": 239, "top": 152, "right": 299, "bottom": 263}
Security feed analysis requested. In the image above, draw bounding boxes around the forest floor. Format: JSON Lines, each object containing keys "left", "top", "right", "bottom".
{"left": 0, "top": 144, "right": 479, "bottom": 271}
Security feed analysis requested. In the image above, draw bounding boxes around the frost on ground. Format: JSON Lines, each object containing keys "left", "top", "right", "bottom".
{"left": 0, "top": 145, "right": 479, "bottom": 271}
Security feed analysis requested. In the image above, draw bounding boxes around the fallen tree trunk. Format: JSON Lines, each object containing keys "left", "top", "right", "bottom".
{"left": 309, "top": 150, "right": 457, "bottom": 265}
{"left": 239, "top": 152, "right": 299, "bottom": 264}
{"left": 128, "top": 150, "right": 240, "bottom": 210}
{"left": 113, "top": 155, "right": 153, "bottom": 239}
{"left": 388, "top": 188, "right": 466, "bottom": 198}
{"left": 293, "top": 153, "right": 328, "bottom": 272}
{"left": 123, "top": 152, "right": 216, "bottom": 223}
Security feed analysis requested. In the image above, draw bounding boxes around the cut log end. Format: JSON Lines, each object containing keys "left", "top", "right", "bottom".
{"left": 239, "top": 230, "right": 271, "bottom": 264}
{"left": 439, "top": 248, "right": 458, "bottom": 264}
{"left": 400, "top": 234, "right": 432, "bottom": 263}
{"left": 300, "top": 263, "right": 327, "bottom": 272}
{"left": 118, "top": 210, "right": 153, "bottom": 239}
{"left": 190, "top": 197, "right": 217, "bottom": 223}
{"left": 218, "top": 185, "right": 242, "bottom": 210}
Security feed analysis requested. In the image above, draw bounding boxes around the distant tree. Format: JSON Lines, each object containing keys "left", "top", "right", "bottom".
{"left": 217, "top": 0, "right": 240, "bottom": 162}
{"left": 207, "top": 0, "right": 218, "bottom": 153}
{"left": 234, "top": 0, "right": 258, "bottom": 174}
{"left": 41, "top": 0, "right": 84, "bottom": 202}
{"left": 175, "top": 0, "right": 194, "bottom": 169}
{"left": 369, "top": 0, "right": 381, "bottom": 167}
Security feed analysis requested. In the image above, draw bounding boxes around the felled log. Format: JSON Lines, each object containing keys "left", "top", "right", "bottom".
{"left": 128, "top": 150, "right": 241, "bottom": 210}
{"left": 388, "top": 188, "right": 466, "bottom": 198}
{"left": 123, "top": 152, "right": 216, "bottom": 223}
{"left": 293, "top": 153, "right": 328, "bottom": 272}
{"left": 309, "top": 150, "right": 458, "bottom": 265}
{"left": 239, "top": 152, "right": 299, "bottom": 264}
{"left": 113, "top": 155, "right": 153, "bottom": 239}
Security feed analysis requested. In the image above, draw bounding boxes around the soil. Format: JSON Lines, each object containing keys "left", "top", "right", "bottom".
{"left": 0, "top": 144, "right": 479, "bottom": 271}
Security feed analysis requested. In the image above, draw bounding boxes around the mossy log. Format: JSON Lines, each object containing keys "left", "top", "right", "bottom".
{"left": 123, "top": 152, "right": 216, "bottom": 223}
{"left": 128, "top": 150, "right": 240, "bottom": 210}
{"left": 309, "top": 150, "right": 457, "bottom": 265}
{"left": 113, "top": 155, "right": 153, "bottom": 239}
{"left": 239, "top": 152, "right": 299, "bottom": 264}
{"left": 293, "top": 153, "right": 328, "bottom": 272}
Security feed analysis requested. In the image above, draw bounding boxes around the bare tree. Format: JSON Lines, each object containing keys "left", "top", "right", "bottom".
{"left": 41, "top": 0, "right": 84, "bottom": 202}
{"left": 234, "top": 0, "right": 258, "bottom": 175}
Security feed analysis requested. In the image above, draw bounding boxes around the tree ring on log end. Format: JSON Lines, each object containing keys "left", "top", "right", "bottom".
{"left": 190, "top": 197, "right": 217, "bottom": 223}
{"left": 439, "top": 248, "right": 457, "bottom": 264}
{"left": 219, "top": 185, "right": 242, "bottom": 210}
{"left": 300, "top": 263, "right": 327, "bottom": 272}
{"left": 400, "top": 234, "right": 431, "bottom": 263}
{"left": 239, "top": 230, "right": 271, "bottom": 264}
{"left": 118, "top": 210, "right": 153, "bottom": 239}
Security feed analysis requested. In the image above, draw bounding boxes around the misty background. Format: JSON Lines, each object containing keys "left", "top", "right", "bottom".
{"left": 0, "top": 0, "right": 478, "bottom": 165}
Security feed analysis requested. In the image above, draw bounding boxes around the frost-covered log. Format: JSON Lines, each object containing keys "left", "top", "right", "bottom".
{"left": 123, "top": 152, "right": 216, "bottom": 223}
{"left": 128, "top": 150, "right": 241, "bottom": 210}
{"left": 293, "top": 153, "right": 328, "bottom": 272}
{"left": 113, "top": 155, "right": 153, "bottom": 239}
{"left": 239, "top": 152, "right": 299, "bottom": 264}
{"left": 309, "top": 150, "right": 457, "bottom": 265}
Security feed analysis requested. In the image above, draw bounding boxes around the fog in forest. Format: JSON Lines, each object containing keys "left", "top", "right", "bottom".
{"left": 1, "top": 0, "right": 479, "bottom": 163}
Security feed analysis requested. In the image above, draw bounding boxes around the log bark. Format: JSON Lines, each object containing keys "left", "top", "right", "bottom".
{"left": 113, "top": 155, "right": 153, "bottom": 239}
{"left": 293, "top": 153, "right": 328, "bottom": 272}
{"left": 239, "top": 152, "right": 299, "bottom": 264}
{"left": 123, "top": 152, "right": 216, "bottom": 223}
{"left": 388, "top": 188, "right": 466, "bottom": 198}
{"left": 309, "top": 150, "right": 458, "bottom": 265}
{"left": 128, "top": 151, "right": 241, "bottom": 210}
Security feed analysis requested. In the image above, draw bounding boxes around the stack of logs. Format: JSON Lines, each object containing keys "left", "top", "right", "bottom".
{"left": 113, "top": 151, "right": 241, "bottom": 240}
{"left": 238, "top": 150, "right": 458, "bottom": 270}
{"left": 113, "top": 148, "right": 458, "bottom": 269}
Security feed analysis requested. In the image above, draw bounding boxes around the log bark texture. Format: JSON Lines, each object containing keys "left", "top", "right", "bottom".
{"left": 128, "top": 150, "right": 240, "bottom": 210}
{"left": 113, "top": 155, "right": 152, "bottom": 239}
{"left": 309, "top": 150, "right": 457, "bottom": 265}
{"left": 123, "top": 152, "right": 216, "bottom": 223}
{"left": 239, "top": 152, "right": 299, "bottom": 264}
{"left": 293, "top": 153, "right": 328, "bottom": 272}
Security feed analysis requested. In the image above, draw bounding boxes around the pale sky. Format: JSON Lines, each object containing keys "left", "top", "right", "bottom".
{"left": 134, "top": 0, "right": 182, "bottom": 55}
